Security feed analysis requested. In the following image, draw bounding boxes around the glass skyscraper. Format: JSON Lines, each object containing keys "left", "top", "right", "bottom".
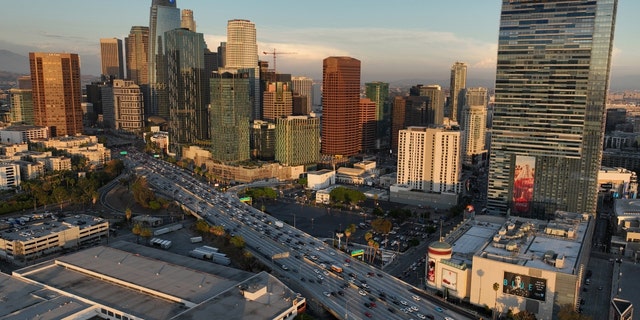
{"left": 487, "top": 0, "right": 618, "bottom": 217}
{"left": 148, "top": 0, "right": 180, "bottom": 119}
{"left": 210, "top": 69, "right": 252, "bottom": 163}
{"left": 165, "top": 28, "right": 208, "bottom": 153}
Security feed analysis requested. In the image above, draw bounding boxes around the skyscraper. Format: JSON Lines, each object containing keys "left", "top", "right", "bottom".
{"left": 225, "top": 19, "right": 260, "bottom": 120}
{"left": 418, "top": 85, "right": 445, "bottom": 125}
{"left": 125, "top": 26, "right": 149, "bottom": 85}
{"left": 461, "top": 88, "right": 487, "bottom": 166}
{"left": 100, "top": 38, "right": 124, "bottom": 79}
{"left": 180, "top": 9, "right": 196, "bottom": 32}
{"left": 360, "top": 98, "right": 377, "bottom": 153}
{"left": 111, "top": 80, "right": 144, "bottom": 133}
{"left": 365, "top": 81, "right": 390, "bottom": 149}
{"left": 165, "top": 28, "right": 208, "bottom": 153}
{"left": 148, "top": 0, "right": 180, "bottom": 118}
{"left": 488, "top": 0, "right": 618, "bottom": 216}
{"left": 321, "top": 56, "right": 361, "bottom": 157}
{"left": 210, "top": 69, "right": 252, "bottom": 163}
{"left": 29, "top": 52, "right": 83, "bottom": 137}
{"left": 291, "top": 76, "right": 313, "bottom": 114}
{"left": 449, "top": 61, "right": 467, "bottom": 122}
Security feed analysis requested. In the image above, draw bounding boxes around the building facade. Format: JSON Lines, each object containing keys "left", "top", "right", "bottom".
{"left": 360, "top": 98, "right": 377, "bottom": 153}
{"left": 8, "top": 88, "right": 34, "bottom": 125}
{"left": 417, "top": 84, "right": 445, "bottom": 125}
{"left": 262, "top": 81, "right": 292, "bottom": 121}
{"left": 461, "top": 88, "right": 488, "bottom": 166}
{"left": 449, "top": 61, "right": 467, "bottom": 122}
{"left": 180, "top": 8, "right": 196, "bottom": 32}
{"left": 148, "top": 0, "right": 181, "bottom": 118}
{"left": 397, "top": 127, "right": 462, "bottom": 194}
{"left": 29, "top": 52, "right": 83, "bottom": 137}
{"left": 112, "top": 80, "right": 144, "bottom": 133}
{"left": 100, "top": 38, "right": 124, "bottom": 79}
{"left": 487, "top": 0, "right": 618, "bottom": 216}
{"left": 225, "top": 19, "right": 260, "bottom": 120}
{"left": 251, "top": 120, "right": 276, "bottom": 161}
{"left": 291, "top": 76, "right": 313, "bottom": 114}
{"left": 365, "top": 81, "right": 390, "bottom": 149}
{"left": 165, "top": 28, "right": 208, "bottom": 153}
{"left": 275, "top": 115, "right": 320, "bottom": 166}
{"left": 125, "top": 26, "right": 149, "bottom": 86}
{"left": 0, "top": 163, "right": 20, "bottom": 190}
{"left": 321, "top": 56, "right": 361, "bottom": 157}
{"left": 210, "top": 69, "right": 252, "bottom": 163}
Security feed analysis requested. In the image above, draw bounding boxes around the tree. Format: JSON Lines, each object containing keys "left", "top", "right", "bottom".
{"left": 511, "top": 310, "right": 537, "bottom": 320}
{"left": 52, "top": 186, "right": 68, "bottom": 210}
{"left": 344, "top": 224, "right": 356, "bottom": 248}
{"left": 140, "top": 227, "right": 153, "bottom": 243}
{"left": 125, "top": 207, "right": 132, "bottom": 225}
{"left": 195, "top": 219, "right": 210, "bottom": 234}
{"left": 493, "top": 282, "right": 500, "bottom": 320}
{"left": 132, "top": 223, "right": 142, "bottom": 243}
{"left": 210, "top": 225, "right": 225, "bottom": 237}
{"left": 230, "top": 235, "right": 245, "bottom": 248}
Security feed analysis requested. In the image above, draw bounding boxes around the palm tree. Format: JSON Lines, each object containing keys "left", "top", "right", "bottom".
{"left": 132, "top": 223, "right": 142, "bottom": 243}
{"left": 372, "top": 242, "right": 380, "bottom": 265}
{"left": 492, "top": 282, "right": 500, "bottom": 320}
{"left": 125, "top": 207, "right": 132, "bottom": 225}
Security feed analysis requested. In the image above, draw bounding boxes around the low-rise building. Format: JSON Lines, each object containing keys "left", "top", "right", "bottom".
{"left": 307, "top": 169, "right": 335, "bottom": 190}
{"left": 315, "top": 185, "right": 340, "bottom": 205}
{"left": 0, "top": 214, "right": 108, "bottom": 263}
{"left": 0, "top": 125, "right": 49, "bottom": 144}
{"left": 0, "top": 162, "right": 20, "bottom": 189}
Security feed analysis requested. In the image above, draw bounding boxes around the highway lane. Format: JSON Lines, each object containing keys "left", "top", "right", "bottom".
{"left": 122, "top": 149, "right": 473, "bottom": 320}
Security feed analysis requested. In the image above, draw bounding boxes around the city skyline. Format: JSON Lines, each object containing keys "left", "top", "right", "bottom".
{"left": 1, "top": 0, "right": 638, "bottom": 89}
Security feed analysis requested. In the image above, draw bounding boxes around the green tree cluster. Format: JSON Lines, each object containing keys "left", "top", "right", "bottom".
{"left": 244, "top": 187, "right": 277, "bottom": 201}
{"left": 329, "top": 187, "right": 365, "bottom": 205}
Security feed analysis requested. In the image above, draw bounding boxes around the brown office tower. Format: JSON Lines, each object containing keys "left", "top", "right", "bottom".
{"left": 321, "top": 56, "right": 361, "bottom": 156}
{"left": 29, "top": 52, "right": 83, "bottom": 137}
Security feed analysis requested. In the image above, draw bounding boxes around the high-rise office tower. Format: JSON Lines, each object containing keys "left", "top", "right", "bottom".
{"left": 449, "top": 61, "right": 467, "bottom": 122}
{"left": 148, "top": 0, "right": 180, "bottom": 118}
{"left": 292, "top": 94, "right": 309, "bottom": 116}
{"left": 291, "top": 76, "right": 313, "bottom": 114}
{"left": 461, "top": 88, "right": 488, "bottom": 166}
{"left": 29, "top": 52, "right": 83, "bottom": 137}
{"left": 391, "top": 95, "right": 432, "bottom": 153}
{"left": 225, "top": 19, "right": 260, "bottom": 120}
{"left": 125, "top": 26, "right": 149, "bottom": 85}
{"left": 275, "top": 115, "right": 320, "bottom": 166}
{"left": 365, "top": 82, "right": 390, "bottom": 150}
{"left": 180, "top": 9, "right": 196, "bottom": 32}
{"left": 417, "top": 85, "right": 445, "bottom": 125}
{"left": 321, "top": 56, "right": 361, "bottom": 156}
{"left": 488, "top": 0, "right": 618, "bottom": 216}
{"left": 262, "top": 82, "right": 293, "bottom": 121}
{"left": 210, "top": 69, "right": 252, "bottom": 163}
{"left": 397, "top": 127, "right": 462, "bottom": 194}
{"left": 165, "top": 28, "right": 208, "bottom": 153}
{"left": 100, "top": 38, "right": 125, "bottom": 79}
{"left": 360, "top": 98, "right": 377, "bottom": 153}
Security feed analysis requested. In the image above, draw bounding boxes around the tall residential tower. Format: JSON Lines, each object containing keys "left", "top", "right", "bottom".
{"left": 487, "top": 0, "right": 618, "bottom": 216}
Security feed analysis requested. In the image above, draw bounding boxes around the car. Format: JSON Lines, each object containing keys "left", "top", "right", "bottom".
{"left": 410, "top": 306, "right": 418, "bottom": 312}
{"left": 364, "top": 312, "right": 372, "bottom": 318}
{"left": 359, "top": 290, "right": 367, "bottom": 296}
{"left": 323, "top": 291, "right": 331, "bottom": 297}
{"left": 281, "top": 265, "right": 289, "bottom": 271}
{"left": 598, "top": 286, "right": 604, "bottom": 291}
{"left": 323, "top": 271, "right": 329, "bottom": 276}
{"left": 412, "top": 295, "right": 421, "bottom": 301}
{"left": 337, "top": 290, "right": 345, "bottom": 296}
{"left": 400, "top": 300, "right": 408, "bottom": 306}
{"left": 377, "top": 273, "right": 383, "bottom": 278}
{"left": 370, "top": 302, "right": 377, "bottom": 308}
{"left": 434, "top": 306, "right": 444, "bottom": 313}
{"left": 345, "top": 258, "right": 351, "bottom": 263}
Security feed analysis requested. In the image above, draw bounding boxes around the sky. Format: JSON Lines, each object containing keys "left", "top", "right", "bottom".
{"left": 1, "top": 0, "right": 638, "bottom": 89}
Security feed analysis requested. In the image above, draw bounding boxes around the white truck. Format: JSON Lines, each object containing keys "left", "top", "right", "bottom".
{"left": 190, "top": 236, "right": 203, "bottom": 243}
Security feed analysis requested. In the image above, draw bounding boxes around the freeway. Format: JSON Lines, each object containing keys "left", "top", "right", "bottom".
{"left": 122, "top": 149, "right": 474, "bottom": 320}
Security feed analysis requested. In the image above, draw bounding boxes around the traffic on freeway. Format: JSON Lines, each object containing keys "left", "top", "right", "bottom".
{"left": 122, "top": 149, "right": 471, "bottom": 320}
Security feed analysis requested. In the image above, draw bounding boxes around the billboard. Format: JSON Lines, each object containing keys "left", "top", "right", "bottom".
{"left": 441, "top": 268, "right": 457, "bottom": 291}
{"left": 503, "top": 271, "right": 546, "bottom": 301}
{"left": 427, "top": 258, "right": 436, "bottom": 285}
{"left": 512, "top": 155, "right": 535, "bottom": 214}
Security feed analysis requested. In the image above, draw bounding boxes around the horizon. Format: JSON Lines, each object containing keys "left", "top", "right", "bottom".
{"left": 0, "top": 0, "right": 638, "bottom": 90}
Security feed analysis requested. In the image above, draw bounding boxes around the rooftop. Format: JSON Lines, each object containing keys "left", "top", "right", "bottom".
{"left": 1, "top": 214, "right": 106, "bottom": 242}
{"left": 447, "top": 212, "right": 590, "bottom": 274}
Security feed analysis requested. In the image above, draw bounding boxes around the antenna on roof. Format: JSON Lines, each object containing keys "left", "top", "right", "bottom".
{"left": 439, "top": 218, "right": 444, "bottom": 242}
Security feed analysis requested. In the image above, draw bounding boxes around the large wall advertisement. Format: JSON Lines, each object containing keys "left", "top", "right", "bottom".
{"left": 427, "top": 258, "right": 436, "bottom": 285}
{"left": 441, "top": 268, "right": 457, "bottom": 291}
{"left": 502, "top": 271, "right": 546, "bottom": 301}
{"left": 512, "top": 155, "right": 535, "bottom": 214}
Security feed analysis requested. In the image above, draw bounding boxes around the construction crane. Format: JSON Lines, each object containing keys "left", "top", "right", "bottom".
{"left": 262, "top": 49, "right": 297, "bottom": 73}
